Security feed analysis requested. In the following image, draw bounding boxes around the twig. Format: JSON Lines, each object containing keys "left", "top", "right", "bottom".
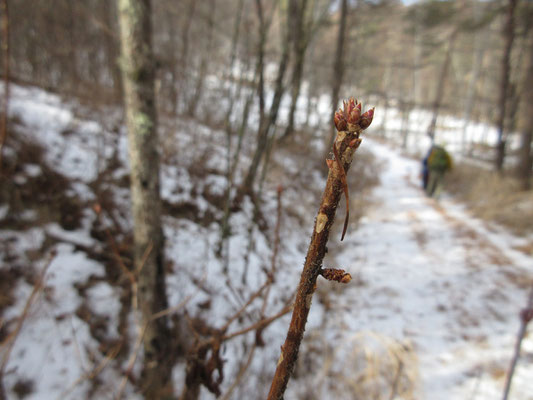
{"left": 93, "top": 203, "right": 135, "bottom": 286}
{"left": 115, "top": 292, "right": 197, "bottom": 400}
{"left": 221, "top": 281, "right": 269, "bottom": 333}
{"left": 222, "top": 303, "right": 292, "bottom": 343}
{"left": 267, "top": 98, "right": 373, "bottom": 399}
{"left": 220, "top": 342, "right": 257, "bottom": 400}
{"left": 115, "top": 322, "right": 147, "bottom": 400}
{"left": 270, "top": 186, "right": 283, "bottom": 283}
{"left": 0, "top": 251, "right": 55, "bottom": 375}
{"left": 260, "top": 185, "right": 284, "bottom": 318}
{"left": 219, "top": 194, "right": 285, "bottom": 399}
{"left": 61, "top": 342, "right": 122, "bottom": 399}
{"left": 502, "top": 284, "right": 533, "bottom": 400}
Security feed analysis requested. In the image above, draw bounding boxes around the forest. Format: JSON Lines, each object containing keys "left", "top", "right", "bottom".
{"left": 0, "top": 0, "right": 533, "bottom": 399}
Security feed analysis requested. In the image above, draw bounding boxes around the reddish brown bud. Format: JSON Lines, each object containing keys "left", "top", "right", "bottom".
{"left": 320, "top": 268, "right": 352, "bottom": 284}
{"left": 334, "top": 109, "right": 348, "bottom": 132}
{"left": 359, "top": 108, "right": 374, "bottom": 130}
{"left": 344, "top": 97, "right": 357, "bottom": 115}
{"left": 347, "top": 106, "right": 361, "bottom": 126}
{"left": 326, "top": 159, "right": 334, "bottom": 169}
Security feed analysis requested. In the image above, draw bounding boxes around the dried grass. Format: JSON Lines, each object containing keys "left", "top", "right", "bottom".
{"left": 446, "top": 162, "right": 533, "bottom": 236}
{"left": 296, "top": 330, "right": 419, "bottom": 400}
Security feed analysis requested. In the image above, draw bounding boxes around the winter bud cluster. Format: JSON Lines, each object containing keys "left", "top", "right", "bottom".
{"left": 334, "top": 97, "right": 374, "bottom": 132}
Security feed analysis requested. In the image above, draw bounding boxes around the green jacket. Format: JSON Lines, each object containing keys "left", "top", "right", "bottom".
{"left": 427, "top": 145, "right": 452, "bottom": 172}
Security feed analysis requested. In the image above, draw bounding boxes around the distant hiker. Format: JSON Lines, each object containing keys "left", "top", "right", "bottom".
{"left": 423, "top": 144, "right": 452, "bottom": 198}
{"left": 421, "top": 147, "right": 431, "bottom": 190}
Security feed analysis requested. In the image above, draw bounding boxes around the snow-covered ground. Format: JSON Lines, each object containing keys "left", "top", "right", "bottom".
{"left": 1, "top": 84, "right": 532, "bottom": 399}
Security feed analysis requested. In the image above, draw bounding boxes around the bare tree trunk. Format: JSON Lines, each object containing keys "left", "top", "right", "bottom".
{"left": 0, "top": 0, "right": 9, "bottom": 171}
{"left": 461, "top": 34, "right": 486, "bottom": 154}
{"left": 103, "top": 0, "right": 123, "bottom": 102}
{"left": 217, "top": 0, "right": 249, "bottom": 265}
{"left": 495, "top": 0, "right": 518, "bottom": 172}
{"left": 400, "top": 100, "right": 411, "bottom": 149}
{"left": 505, "top": 20, "right": 532, "bottom": 140}
{"left": 324, "top": 0, "right": 348, "bottom": 156}
{"left": 177, "top": 0, "right": 196, "bottom": 112}
{"left": 159, "top": 4, "right": 178, "bottom": 114}
{"left": 117, "top": 0, "right": 171, "bottom": 397}
{"left": 426, "top": 29, "right": 458, "bottom": 141}
{"left": 222, "top": 0, "right": 245, "bottom": 129}
{"left": 241, "top": 0, "right": 289, "bottom": 196}
{"left": 0, "top": 0, "right": 9, "bottom": 384}
{"left": 380, "top": 63, "right": 392, "bottom": 139}
{"left": 517, "top": 36, "right": 533, "bottom": 191}
{"left": 281, "top": 0, "right": 309, "bottom": 140}
{"left": 187, "top": 0, "right": 216, "bottom": 118}
{"left": 65, "top": 1, "right": 79, "bottom": 95}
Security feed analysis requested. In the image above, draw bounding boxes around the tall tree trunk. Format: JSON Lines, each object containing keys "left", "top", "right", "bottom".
{"left": 177, "top": 0, "right": 196, "bottom": 112}
{"left": 495, "top": 0, "right": 518, "bottom": 172}
{"left": 216, "top": 0, "right": 249, "bottom": 262}
{"left": 103, "top": 0, "right": 123, "bottom": 102}
{"left": 324, "top": 0, "right": 348, "bottom": 155}
{"left": 222, "top": 0, "right": 245, "bottom": 130}
{"left": 0, "top": 0, "right": 9, "bottom": 171}
{"left": 426, "top": 29, "right": 458, "bottom": 141}
{"left": 65, "top": 1, "right": 79, "bottom": 95}
{"left": 400, "top": 100, "right": 411, "bottom": 149}
{"left": 117, "top": 0, "right": 171, "bottom": 397}
{"left": 461, "top": 31, "right": 486, "bottom": 154}
{"left": 518, "top": 36, "right": 533, "bottom": 190}
{"left": 187, "top": 0, "right": 216, "bottom": 118}
{"left": 281, "top": 0, "right": 309, "bottom": 140}
{"left": 160, "top": 4, "right": 178, "bottom": 114}
{"left": 379, "top": 41, "right": 393, "bottom": 139}
{"left": 241, "top": 0, "right": 290, "bottom": 196}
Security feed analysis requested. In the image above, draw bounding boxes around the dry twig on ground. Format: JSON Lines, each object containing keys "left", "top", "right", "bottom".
{"left": 502, "top": 284, "right": 533, "bottom": 400}
{"left": 0, "top": 251, "right": 56, "bottom": 386}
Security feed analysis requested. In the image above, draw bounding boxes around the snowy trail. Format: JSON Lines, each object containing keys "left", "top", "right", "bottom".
{"left": 328, "top": 139, "right": 533, "bottom": 399}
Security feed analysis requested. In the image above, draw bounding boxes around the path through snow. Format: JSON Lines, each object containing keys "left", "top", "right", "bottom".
{"left": 320, "top": 139, "right": 533, "bottom": 399}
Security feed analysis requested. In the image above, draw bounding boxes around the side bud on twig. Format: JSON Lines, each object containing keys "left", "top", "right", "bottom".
{"left": 334, "top": 109, "right": 348, "bottom": 132}
{"left": 359, "top": 108, "right": 375, "bottom": 130}
{"left": 319, "top": 268, "right": 352, "bottom": 284}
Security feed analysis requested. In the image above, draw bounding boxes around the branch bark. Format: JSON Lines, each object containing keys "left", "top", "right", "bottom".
{"left": 502, "top": 285, "right": 533, "bottom": 400}
{"left": 267, "top": 98, "right": 373, "bottom": 399}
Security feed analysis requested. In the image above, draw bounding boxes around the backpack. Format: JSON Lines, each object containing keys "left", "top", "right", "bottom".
{"left": 428, "top": 145, "right": 452, "bottom": 172}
